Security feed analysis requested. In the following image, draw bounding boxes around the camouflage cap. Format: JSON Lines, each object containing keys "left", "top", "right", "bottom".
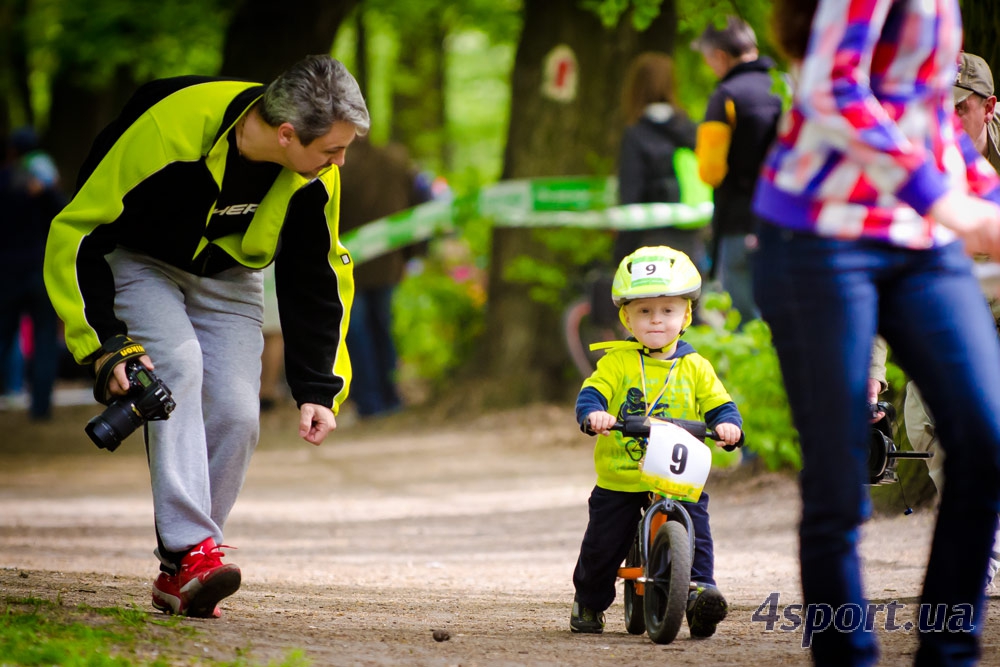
{"left": 955, "top": 52, "right": 995, "bottom": 104}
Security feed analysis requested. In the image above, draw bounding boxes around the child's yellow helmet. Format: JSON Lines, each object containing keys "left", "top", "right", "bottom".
{"left": 612, "top": 246, "right": 702, "bottom": 308}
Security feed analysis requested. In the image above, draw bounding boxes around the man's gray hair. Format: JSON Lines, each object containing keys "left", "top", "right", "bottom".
{"left": 691, "top": 16, "right": 758, "bottom": 58}
{"left": 260, "top": 55, "right": 370, "bottom": 144}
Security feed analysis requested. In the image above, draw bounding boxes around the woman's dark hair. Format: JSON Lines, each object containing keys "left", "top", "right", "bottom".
{"left": 771, "top": 0, "right": 819, "bottom": 62}
{"left": 621, "top": 52, "right": 680, "bottom": 125}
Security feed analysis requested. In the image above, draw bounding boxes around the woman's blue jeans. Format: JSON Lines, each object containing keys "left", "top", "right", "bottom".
{"left": 754, "top": 223, "right": 1000, "bottom": 667}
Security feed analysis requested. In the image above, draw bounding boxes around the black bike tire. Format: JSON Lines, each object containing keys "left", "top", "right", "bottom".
{"left": 562, "top": 298, "right": 597, "bottom": 378}
{"left": 643, "top": 521, "right": 691, "bottom": 644}
{"left": 623, "top": 534, "right": 646, "bottom": 635}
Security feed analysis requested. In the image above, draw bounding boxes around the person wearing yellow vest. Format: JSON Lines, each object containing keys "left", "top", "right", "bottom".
{"left": 570, "top": 246, "right": 744, "bottom": 637}
{"left": 43, "top": 55, "right": 369, "bottom": 618}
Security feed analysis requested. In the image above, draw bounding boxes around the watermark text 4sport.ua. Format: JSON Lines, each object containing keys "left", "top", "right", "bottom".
{"left": 751, "top": 592, "right": 974, "bottom": 648}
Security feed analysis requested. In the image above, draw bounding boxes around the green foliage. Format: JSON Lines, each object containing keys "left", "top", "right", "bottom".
{"left": 0, "top": 597, "right": 312, "bottom": 666}
{"left": 1, "top": 600, "right": 161, "bottom": 666}
{"left": 393, "top": 241, "right": 487, "bottom": 387}
{"left": 683, "top": 291, "right": 803, "bottom": 471}
{"left": 333, "top": 1, "right": 519, "bottom": 185}
{"left": 21, "top": 0, "right": 227, "bottom": 125}
{"left": 28, "top": 0, "right": 227, "bottom": 85}
{"left": 579, "top": 0, "right": 665, "bottom": 30}
{"left": 364, "top": 0, "right": 523, "bottom": 44}
{"left": 443, "top": 31, "right": 517, "bottom": 190}
{"left": 501, "top": 229, "right": 613, "bottom": 308}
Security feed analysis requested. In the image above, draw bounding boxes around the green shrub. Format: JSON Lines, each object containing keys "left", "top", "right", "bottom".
{"left": 392, "top": 242, "right": 486, "bottom": 387}
{"left": 684, "top": 292, "right": 802, "bottom": 471}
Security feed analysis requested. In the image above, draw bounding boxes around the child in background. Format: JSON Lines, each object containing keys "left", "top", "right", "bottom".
{"left": 571, "top": 245, "right": 743, "bottom": 637}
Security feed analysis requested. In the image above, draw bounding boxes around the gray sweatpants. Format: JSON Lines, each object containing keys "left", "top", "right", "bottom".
{"left": 108, "top": 248, "right": 263, "bottom": 569}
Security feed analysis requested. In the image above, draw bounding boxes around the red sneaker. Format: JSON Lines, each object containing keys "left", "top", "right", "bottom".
{"left": 151, "top": 538, "right": 241, "bottom": 618}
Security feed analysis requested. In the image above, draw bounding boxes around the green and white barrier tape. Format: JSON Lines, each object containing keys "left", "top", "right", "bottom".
{"left": 341, "top": 176, "right": 713, "bottom": 265}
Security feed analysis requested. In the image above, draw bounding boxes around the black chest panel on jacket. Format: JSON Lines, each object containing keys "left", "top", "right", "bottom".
{"left": 205, "top": 132, "right": 281, "bottom": 241}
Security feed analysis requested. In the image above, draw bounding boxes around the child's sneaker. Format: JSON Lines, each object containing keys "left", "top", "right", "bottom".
{"left": 151, "top": 537, "right": 241, "bottom": 618}
{"left": 570, "top": 596, "right": 605, "bottom": 634}
{"left": 686, "top": 584, "right": 728, "bottom": 638}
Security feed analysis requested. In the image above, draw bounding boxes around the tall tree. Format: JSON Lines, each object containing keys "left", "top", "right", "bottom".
{"left": 479, "top": 0, "right": 678, "bottom": 404}
{"left": 0, "top": 0, "right": 31, "bottom": 133}
{"left": 390, "top": 19, "right": 448, "bottom": 173}
{"left": 961, "top": 0, "right": 1000, "bottom": 74}
{"left": 34, "top": 0, "right": 229, "bottom": 187}
{"left": 219, "top": 0, "right": 360, "bottom": 81}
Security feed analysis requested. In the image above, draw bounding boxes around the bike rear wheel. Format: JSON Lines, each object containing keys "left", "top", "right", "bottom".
{"left": 623, "top": 534, "right": 646, "bottom": 635}
{"left": 562, "top": 297, "right": 617, "bottom": 378}
{"left": 643, "top": 521, "right": 691, "bottom": 644}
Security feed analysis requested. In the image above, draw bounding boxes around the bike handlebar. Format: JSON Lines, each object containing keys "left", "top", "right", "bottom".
{"left": 610, "top": 414, "right": 744, "bottom": 452}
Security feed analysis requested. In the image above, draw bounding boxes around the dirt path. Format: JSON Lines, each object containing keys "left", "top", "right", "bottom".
{"left": 0, "top": 403, "right": 997, "bottom": 666}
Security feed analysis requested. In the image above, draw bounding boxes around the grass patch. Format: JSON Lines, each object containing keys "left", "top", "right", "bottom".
{"left": 0, "top": 596, "right": 310, "bottom": 666}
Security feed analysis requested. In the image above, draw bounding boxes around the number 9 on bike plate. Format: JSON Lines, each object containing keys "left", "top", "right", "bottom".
{"left": 639, "top": 420, "right": 712, "bottom": 502}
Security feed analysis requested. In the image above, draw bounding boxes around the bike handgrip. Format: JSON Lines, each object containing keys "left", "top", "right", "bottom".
{"left": 611, "top": 415, "right": 743, "bottom": 449}
{"left": 721, "top": 430, "right": 746, "bottom": 452}
{"left": 611, "top": 415, "right": 651, "bottom": 438}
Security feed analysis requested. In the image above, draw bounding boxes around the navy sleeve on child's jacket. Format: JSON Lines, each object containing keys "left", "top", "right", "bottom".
{"left": 576, "top": 387, "right": 608, "bottom": 433}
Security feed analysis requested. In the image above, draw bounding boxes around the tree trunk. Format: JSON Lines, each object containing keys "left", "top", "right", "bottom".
{"left": 0, "top": 0, "right": 31, "bottom": 133}
{"left": 47, "top": 66, "right": 137, "bottom": 190}
{"left": 219, "top": 0, "right": 360, "bottom": 81}
{"left": 479, "top": 0, "right": 677, "bottom": 406}
{"left": 961, "top": 0, "right": 1000, "bottom": 75}
{"left": 46, "top": 0, "right": 357, "bottom": 191}
{"left": 390, "top": 21, "right": 447, "bottom": 173}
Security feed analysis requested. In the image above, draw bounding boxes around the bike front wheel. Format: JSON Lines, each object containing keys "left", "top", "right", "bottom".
{"left": 643, "top": 521, "right": 691, "bottom": 644}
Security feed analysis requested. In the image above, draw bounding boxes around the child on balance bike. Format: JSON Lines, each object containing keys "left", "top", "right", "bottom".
{"left": 571, "top": 245, "right": 744, "bottom": 637}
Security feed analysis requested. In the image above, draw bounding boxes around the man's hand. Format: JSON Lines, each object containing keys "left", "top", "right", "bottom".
{"left": 867, "top": 378, "right": 885, "bottom": 422}
{"left": 94, "top": 351, "right": 154, "bottom": 397}
{"left": 299, "top": 403, "right": 336, "bottom": 445}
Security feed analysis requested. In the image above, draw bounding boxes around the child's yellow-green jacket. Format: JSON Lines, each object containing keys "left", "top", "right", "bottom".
{"left": 577, "top": 339, "right": 739, "bottom": 493}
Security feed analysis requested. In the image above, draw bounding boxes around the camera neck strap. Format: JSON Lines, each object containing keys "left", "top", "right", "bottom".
{"left": 94, "top": 335, "right": 148, "bottom": 405}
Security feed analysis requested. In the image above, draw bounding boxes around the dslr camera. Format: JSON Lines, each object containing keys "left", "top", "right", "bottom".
{"left": 867, "top": 401, "right": 899, "bottom": 485}
{"left": 85, "top": 358, "right": 176, "bottom": 451}
{"left": 866, "top": 400, "right": 932, "bottom": 486}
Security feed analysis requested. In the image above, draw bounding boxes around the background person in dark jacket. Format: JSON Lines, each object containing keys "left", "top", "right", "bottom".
{"left": 339, "top": 136, "right": 431, "bottom": 419}
{"left": 693, "top": 16, "right": 782, "bottom": 326}
{"left": 0, "top": 128, "right": 66, "bottom": 420}
{"left": 615, "top": 52, "right": 701, "bottom": 268}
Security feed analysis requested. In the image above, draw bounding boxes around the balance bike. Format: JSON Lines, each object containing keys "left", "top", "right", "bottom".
{"left": 612, "top": 414, "right": 737, "bottom": 644}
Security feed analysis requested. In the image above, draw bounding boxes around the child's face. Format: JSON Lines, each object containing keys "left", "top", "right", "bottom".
{"left": 623, "top": 296, "right": 690, "bottom": 351}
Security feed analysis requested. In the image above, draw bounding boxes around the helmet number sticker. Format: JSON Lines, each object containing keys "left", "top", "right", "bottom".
{"left": 632, "top": 259, "right": 671, "bottom": 283}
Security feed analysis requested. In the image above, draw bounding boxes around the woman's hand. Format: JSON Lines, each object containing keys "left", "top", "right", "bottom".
{"left": 930, "top": 191, "right": 1000, "bottom": 258}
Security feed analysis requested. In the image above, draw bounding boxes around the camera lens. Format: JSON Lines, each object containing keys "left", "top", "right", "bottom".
{"left": 85, "top": 400, "right": 145, "bottom": 451}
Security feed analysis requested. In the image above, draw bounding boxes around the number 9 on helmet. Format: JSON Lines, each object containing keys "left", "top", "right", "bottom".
{"left": 611, "top": 246, "right": 702, "bottom": 308}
